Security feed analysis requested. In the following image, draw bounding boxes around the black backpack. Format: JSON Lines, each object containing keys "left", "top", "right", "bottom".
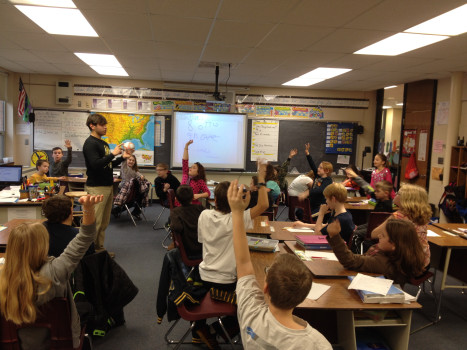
{"left": 439, "top": 182, "right": 465, "bottom": 222}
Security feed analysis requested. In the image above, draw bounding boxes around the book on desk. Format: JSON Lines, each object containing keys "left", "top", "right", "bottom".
{"left": 348, "top": 276, "right": 405, "bottom": 304}
{"left": 295, "top": 235, "right": 331, "bottom": 250}
{"left": 247, "top": 236, "right": 278, "bottom": 252}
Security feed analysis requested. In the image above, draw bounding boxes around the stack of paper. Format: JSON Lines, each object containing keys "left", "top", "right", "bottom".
{"left": 348, "top": 274, "right": 405, "bottom": 304}
{"left": 295, "top": 235, "right": 331, "bottom": 250}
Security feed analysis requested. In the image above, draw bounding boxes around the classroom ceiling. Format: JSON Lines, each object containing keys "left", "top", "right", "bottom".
{"left": 0, "top": 0, "right": 467, "bottom": 92}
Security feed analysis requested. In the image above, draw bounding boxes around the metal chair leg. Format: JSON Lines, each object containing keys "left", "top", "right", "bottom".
{"left": 135, "top": 203, "right": 147, "bottom": 221}
{"left": 162, "top": 230, "right": 172, "bottom": 249}
{"left": 152, "top": 207, "right": 166, "bottom": 230}
{"left": 124, "top": 204, "right": 137, "bottom": 227}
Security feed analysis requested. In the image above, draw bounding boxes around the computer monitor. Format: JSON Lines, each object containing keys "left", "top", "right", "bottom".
{"left": 0, "top": 165, "right": 23, "bottom": 188}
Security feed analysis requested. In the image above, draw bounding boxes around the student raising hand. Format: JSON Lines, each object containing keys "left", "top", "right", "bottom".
{"left": 345, "top": 168, "right": 358, "bottom": 179}
{"left": 227, "top": 180, "right": 250, "bottom": 212}
{"left": 327, "top": 219, "right": 341, "bottom": 238}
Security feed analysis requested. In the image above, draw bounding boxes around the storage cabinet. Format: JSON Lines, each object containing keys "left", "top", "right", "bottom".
{"left": 337, "top": 310, "right": 412, "bottom": 350}
{"left": 449, "top": 146, "right": 467, "bottom": 198}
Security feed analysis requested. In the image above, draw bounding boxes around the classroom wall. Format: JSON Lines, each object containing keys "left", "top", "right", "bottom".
{"left": 384, "top": 108, "right": 402, "bottom": 148}
{"left": 5, "top": 71, "right": 377, "bottom": 171}
{"left": 428, "top": 74, "right": 467, "bottom": 208}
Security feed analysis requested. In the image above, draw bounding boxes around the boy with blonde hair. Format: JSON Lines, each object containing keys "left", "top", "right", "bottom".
{"left": 228, "top": 180, "right": 332, "bottom": 349}
{"left": 294, "top": 182, "right": 356, "bottom": 244}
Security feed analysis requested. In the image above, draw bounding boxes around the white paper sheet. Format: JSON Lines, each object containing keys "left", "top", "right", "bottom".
{"left": 306, "top": 282, "right": 331, "bottom": 301}
{"left": 285, "top": 227, "right": 314, "bottom": 233}
{"left": 427, "top": 230, "right": 440, "bottom": 237}
{"left": 348, "top": 273, "right": 393, "bottom": 295}
{"left": 303, "top": 251, "right": 338, "bottom": 261}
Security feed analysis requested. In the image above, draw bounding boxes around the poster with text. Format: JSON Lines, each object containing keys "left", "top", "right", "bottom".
{"left": 325, "top": 122, "right": 354, "bottom": 154}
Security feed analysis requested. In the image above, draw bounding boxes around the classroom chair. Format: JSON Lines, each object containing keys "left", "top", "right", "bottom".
{"left": 153, "top": 188, "right": 175, "bottom": 230}
{"left": 114, "top": 179, "right": 147, "bottom": 227}
{"left": 408, "top": 268, "right": 438, "bottom": 334}
{"left": 65, "top": 191, "right": 88, "bottom": 227}
{"left": 172, "top": 229, "right": 202, "bottom": 279}
{"left": 288, "top": 195, "right": 313, "bottom": 223}
{"left": 164, "top": 293, "right": 238, "bottom": 350}
{"left": 0, "top": 297, "right": 91, "bottom": 350}
{"left": 359, "top": 211, "right": 393, "bottom": 254}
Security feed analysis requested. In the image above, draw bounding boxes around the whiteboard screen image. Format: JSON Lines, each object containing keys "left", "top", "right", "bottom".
{"left": 171, "top": 111, "right": 247, "bottom": 170}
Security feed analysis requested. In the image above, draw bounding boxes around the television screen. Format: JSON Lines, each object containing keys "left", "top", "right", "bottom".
{"left": 171, "top": 111, "right": 247, "bottom": 170}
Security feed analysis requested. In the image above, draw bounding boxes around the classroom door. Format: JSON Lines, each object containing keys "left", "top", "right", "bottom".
{"left": 399, "top": 80, "right": 437, "bottom": 189}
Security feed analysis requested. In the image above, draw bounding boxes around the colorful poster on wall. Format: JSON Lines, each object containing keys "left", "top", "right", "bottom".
{"left": 325, "top": 122, "right": 354, "bottom": 154}
{"left": 192, "top": 101, "right": 206, "bottom": 111}
{"left": 291, "top": 107, "right": 309, "bottom": 117}
{"left": 309, "top": 107, "right": 324, "bottom": 119}
{"left": 174, "top": 100, "right": 194, "bottom": 111}
{"left": 402, "top": 129, "right": 417, "bottom": 157}
{"left": 274, "top": 106, "right": 292, "bottom": 117}
{"left": 237, "top": 104, "right": 255, "bottom": 114}
{"left": 251, "top": 120, "right": 279, "bottom": 161}
{"left": 206, "top": 102, "right": 230, "bottom": 112}
{"left": 154, "top": 100, "right": 174, "bottom": 112}
{"left": 256, "top": 105, "right": 273, "bottom": 117}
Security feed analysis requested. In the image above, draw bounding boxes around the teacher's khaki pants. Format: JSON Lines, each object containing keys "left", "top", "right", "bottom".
{"left": 85, "top": 185, "right": 114, "bottom": 250}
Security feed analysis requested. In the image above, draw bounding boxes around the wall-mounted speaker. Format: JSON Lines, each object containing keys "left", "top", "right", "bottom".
{"left": 56, "top": 81, "right": 73, "bottom": 105}
{"left": 356, "top": 125, "right": 364, "bottom": 134}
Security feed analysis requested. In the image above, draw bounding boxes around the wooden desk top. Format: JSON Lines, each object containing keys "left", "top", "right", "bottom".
{"left": 250, "top": 244, "right": 421, "bottom": 310}
{"left": 0, "top": 200, "right": 42, "bottom": 207}
{"left": 344, "top": 202, "right": 374, "bottom": 211}
{"left": 247, "top": 217, "right": 316, "bottom": 241}
{"left": 427, "top": 224, "right": 467, "bottom": 248}
{"left": 0, "top": 218, "right": 43, "bottom": 247}
{"left": 346, "top": 196, "right": 367, "bottom": 202}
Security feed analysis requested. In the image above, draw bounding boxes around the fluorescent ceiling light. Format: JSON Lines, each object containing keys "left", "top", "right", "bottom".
{"left": 384, "top": 85, "right": 397, "bottom": 89}
{"left": 15, "top": 5, "right": 98, "bottom": 36}
{"left": 382, "top": 106, "right": 391, "bottom": 109}
{"left": 75, "top": 53, "right": 128, "bottom": 76}
{"left": 9, "top": 0, "right": 76, "bottom": 8}
{"left": 405, "top": 4, "right": 467, "bottom": 36}
{"left": 75, "top": 53, "right": 121, "bottom": 67}
{"left": 396, "top": 103, "right": 404, "bottom": 106}
{"left": 283, "top": 67, "right": 351, "bottom": 86}
{"left": 354, "top": 33, "right": 448, "bottom": 56}
{"left": 90, "top": 66, "right": 129, "bottom": 76}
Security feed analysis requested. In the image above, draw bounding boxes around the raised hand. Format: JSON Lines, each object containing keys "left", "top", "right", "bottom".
{"left": 112, "top": 143, "right": 123, "bottom": 156}
{"left": 289, "top": 148, "right": 298, "bottom": 158}
{"left": 227, "top": 180, "right": 250, "bottom": 212}
{"left": 305, "top": 143, "right": 310, "bottom": 155}
{"left": 79, "top": 194, "right": 104, "bottom": 208}
{"left": 345, "top": 168, "right": 358, "bottom": 179}
{"left": 64, "top": 139, "right": 72, "bottom": 148}
{"left": 185, "top": 140, "right": 194, "bottom": 148}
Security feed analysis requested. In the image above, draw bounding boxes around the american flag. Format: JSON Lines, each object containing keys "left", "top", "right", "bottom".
{"left": 18, "top": 78, "right": 32, "bottom": 122}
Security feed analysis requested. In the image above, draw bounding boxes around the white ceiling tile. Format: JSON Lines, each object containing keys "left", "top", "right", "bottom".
{"left": 150, "top": 15, "right": 213, "bottom": 44}
{"left": 85, "top": 12, "right": 153, "bottom": 41}
{"left": 201, "top": 45, "right": 251, "bottom": 65}
{"left": 76, "top": 0, "right": 149, "bottom": 13}
{"left": 30, "top": 51, "right": 82, "bottom": 64}
{"left": 218, "top": 0, "right": 300, "bottom": 22}
{"left": 147, "top": 0, "right": 218, "bottom": 18}
{"left": 154, "top": 42, "right": 204, "bottom": 60}
{"left": 0, "top": 49, "right": 44, "bottom": 62}
{"left": 53, "top": 36, "right": 110, "bottom": 54}
{"left": 0, "top": 3, "right": 44, "bottom": 32}
{"left": 282, "top": 0, "right": 377, "bottom": 27}
{"left": 258, "top": 24, "right": 335, "bottom": 51}
{"left": 104, "top": 39, "right": 158, "bottom": 57}
{"left": 2, "top": 32, "right": 65, "bottom": 51}
{"left": 208, "top": 20, "right": 276, "bottom": 47}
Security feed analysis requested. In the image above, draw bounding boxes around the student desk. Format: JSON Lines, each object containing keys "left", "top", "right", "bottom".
{"left": 250, "top": 246, "right": 420, "bottom": 350}
{"left": 344, "top": 200, "right": 374, "bottom": 226}
{"left": 0, "top": 218, "right": 43, "bottom": 252}
{"left": 427, "top": 224, "right": 467, "bottom": 322}
{"left": 246, "top": 217, "right": 310, "bottom": 241}
{"left": 0, "top": 201, "right": 43, "bottom": 222}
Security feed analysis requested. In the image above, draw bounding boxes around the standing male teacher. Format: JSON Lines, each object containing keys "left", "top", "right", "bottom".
{"left": 83, "top": 113, "right": 129, "bottom": 257}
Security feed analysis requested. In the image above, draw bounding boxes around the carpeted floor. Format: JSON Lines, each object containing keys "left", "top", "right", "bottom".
{"left": 91, "top": 202, "right": 467, "bottom": 350}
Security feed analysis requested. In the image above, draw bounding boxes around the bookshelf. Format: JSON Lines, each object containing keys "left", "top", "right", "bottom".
{"left": 449, "top": 146, "right": 467, "bottom": 198}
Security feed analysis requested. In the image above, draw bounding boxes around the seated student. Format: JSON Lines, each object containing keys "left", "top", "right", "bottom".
{"left": 227, "top": 180, "right": 332, "bottom": 349}
{"left": 326, "top": 218, "right": 426, "bottom": 286}
{"left": 50, "top": 139, "right": 72, "bottom": 177}
{"left": 248, "top": 175, "right": 274, "bottom": 211}
{"left": 368, "top": 183, "right": 432, "bottom": 270}
{"left": 181, "top": 140, "right": 210, "bottom": 206}
{"left": 29, "top": 159, "right": 61, "bottom": 184}
{"left": 265, "top": 163, "right": 281, "bottom": 202}
{"left": 42, "top": 195, "right": 95, "bottom": 257}
{"left": 293, "top": 182, "right": 355, "bottom": 244}
{"left": 154, "top": 162, "right": 180, "bottom": 206}
{"left": 169, "top": 185, "right": 205, "bottom": 259}
{"left": 346, "top": 168, "right": 393, "bottom": 213}
{"left": 297, "top": 143, "right": 333, "bottom": 218}
{"left": 0, "top": 195, "right": 103, "bottom": 350}
{"left": 196, "top": 164, "right": 269, "bottom": 348}
{"left": 288, "top": 170, "right": 314, "bottom": 197}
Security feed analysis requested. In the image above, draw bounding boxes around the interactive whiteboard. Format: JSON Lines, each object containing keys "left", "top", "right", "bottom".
{"left": 171, "top": 111, "right": 247, "bottom": 170}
